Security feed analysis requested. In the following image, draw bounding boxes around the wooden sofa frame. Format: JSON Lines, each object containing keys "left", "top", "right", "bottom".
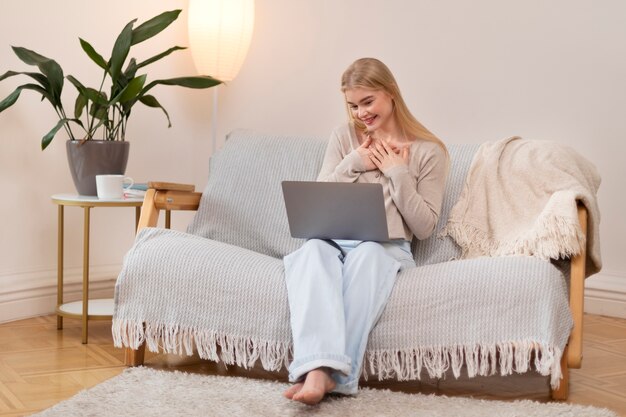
{"left": 122, "top": 182, "right": 588, "bottom": 401}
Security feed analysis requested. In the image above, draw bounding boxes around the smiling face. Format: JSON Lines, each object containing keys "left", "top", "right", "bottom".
{"left": 344, "top": 87, "right": 395, "bottom": 134}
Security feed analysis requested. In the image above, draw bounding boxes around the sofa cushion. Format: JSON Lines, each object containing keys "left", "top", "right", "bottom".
{"left": 187, "top": 130, "right": 327, "bottom": 259}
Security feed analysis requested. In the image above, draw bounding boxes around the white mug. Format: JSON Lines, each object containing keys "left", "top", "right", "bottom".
{"left": 96, "top": 175, "right": 134, "bottom": 199}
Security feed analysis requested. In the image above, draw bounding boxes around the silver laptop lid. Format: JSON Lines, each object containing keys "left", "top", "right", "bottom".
{"left": 281, "top": 181, "right": 390, "bottom": 242}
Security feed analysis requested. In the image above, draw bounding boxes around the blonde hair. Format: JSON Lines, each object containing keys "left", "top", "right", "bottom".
{"left": 341, "top": 58, "right": 448, "bottom": 155}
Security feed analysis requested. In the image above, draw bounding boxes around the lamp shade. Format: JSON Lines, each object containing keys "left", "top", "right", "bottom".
{"left": 188, "top": 0, "right": 255, "bottom": 82}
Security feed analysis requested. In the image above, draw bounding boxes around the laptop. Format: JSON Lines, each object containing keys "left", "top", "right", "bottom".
{"left": 281, "top": 181, "right": 390, "bottom": 241}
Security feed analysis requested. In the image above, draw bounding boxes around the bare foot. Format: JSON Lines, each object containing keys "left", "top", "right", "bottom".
{"left": 283, "top": 382, "right": 303, "bottom": 399}
{"left": 292, "top": 368, "right": 336, "bottom": 405}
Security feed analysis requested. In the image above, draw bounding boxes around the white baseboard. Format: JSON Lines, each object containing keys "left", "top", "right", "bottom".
{"left": 584, "top": 271, "right": 626, "bottom": 319}
{"left": 0, "top": 265, "right": 119, "bottom": 324}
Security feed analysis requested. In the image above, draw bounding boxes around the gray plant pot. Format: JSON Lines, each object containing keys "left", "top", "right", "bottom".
{"left": 66, "top": 140, "right": 130, "bottom": 196}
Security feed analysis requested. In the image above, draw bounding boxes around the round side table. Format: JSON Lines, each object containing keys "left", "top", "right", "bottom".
{"left": 51, "top": 194, "right": 143, "bottom": 344}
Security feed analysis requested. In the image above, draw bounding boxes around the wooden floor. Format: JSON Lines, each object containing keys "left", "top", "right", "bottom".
{"left": 0, "top": 313, "right": 624, "bottom": 416}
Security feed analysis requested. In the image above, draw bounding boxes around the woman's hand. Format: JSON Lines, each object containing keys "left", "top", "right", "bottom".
{"left": 356, "top": 135, "right": 378, "bottom": 171}
{"left": 369, "top": 140, "right": 410, "bottom": 175}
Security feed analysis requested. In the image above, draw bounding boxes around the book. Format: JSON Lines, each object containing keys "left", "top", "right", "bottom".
{"left": 128, "top": 183, "right": 149, "bottom": 191}
{"left": 124, "top": 184, "right": 147, "bottom": 199}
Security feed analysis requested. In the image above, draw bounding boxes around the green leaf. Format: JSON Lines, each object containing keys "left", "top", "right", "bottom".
{"left": 131, "top": 10, "right": 181, "bottom": 45}
{"left": 109, "top": 19, "right": 136, "bottom": 86}
{"left": 24, "top": 71, "right": 49, "bottom": 87}
{"left": 66, "top": 75, "right": 87, "bottom": 94}
{"left": 86, "top": 88, "right": 109, "bottom": 120}
{"left": 67, "top": 75, "right": 107, "bottom": 114}
{"left": 0, "top": 83, "right": 56, "bottom": 113}
{"left": 139, "top": 94, "right": 171, "bottom": 127}
{"left": 11, "top": 47, "right": 63, "bottom": 103}
{"left": 85, "top": 87, "right": 108, "bottom": 106}
{"left": 41, "top": 118, "right": 69, "bottom": 150}
{"left": 89, "top": 103, "right": 108, "bottom": 120}
{"left": 115, "top": 74, "right": 146, "bottom": 104}
{"left": 0, "top": 89, "right": 22, "bottom": 112}
{"left": 141, "top": 76, "right": 222, "bottom": 95}
{"left": 135, "top": 46, "right": 185, "bottom": 70}
{"left": 69, "top": 82, "right": 108, "bottom": 122}
{"left": 0, "top": 70, "right": 49, "bottom": 89}
{"left": 79, "top": 38, "right": 108, "bottom": 71}
{"left": 71, "top": 118, "right": 85, "bottom": 129}
{"left": 0, "top": 70, "right": 20, "bottom": 82}
{"left": 110, "top": 76, "right": 128, "bottom": 100}
{"left": 11, "top": 46, "right": 49, "bottom": 66}
{"left": 123, "top": 58, "right": 138, "bottom": 80}
{"left": 74, "top": 93, "right": 88, "bottom": 119}
{"left": 18, "top": 83, "right": 54, "bottom": 102}
{"left": 39, "top": 60, "right": 64, "bottom": 102}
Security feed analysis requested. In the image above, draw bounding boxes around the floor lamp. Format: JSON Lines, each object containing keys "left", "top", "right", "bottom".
{"left": 188, "top": 0, "right": 255, "bottom": 154}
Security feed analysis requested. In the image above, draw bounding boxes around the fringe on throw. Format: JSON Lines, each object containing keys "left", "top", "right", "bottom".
{"left": 111, "top": 319, "right": 291, "bottom": 372}
{"left": 365, "top": 341, "right": 563, "bottom": 389}
{"left": 113, "top": 319, "right": 564, "bottom": 388}
{"left": 441, "top": 212, "right": 585, "bottom": 262}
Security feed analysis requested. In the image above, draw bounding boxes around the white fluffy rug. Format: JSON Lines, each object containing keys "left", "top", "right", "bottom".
{"left": 34, "top": 367, "right": 617, "bottom": 417}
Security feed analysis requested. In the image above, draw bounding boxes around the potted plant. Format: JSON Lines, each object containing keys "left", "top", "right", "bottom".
{"left": 0, "top": 9, "right": 222, "bottom": 195}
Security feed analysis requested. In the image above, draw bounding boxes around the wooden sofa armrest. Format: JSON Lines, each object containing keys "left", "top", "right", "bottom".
{"left": 552, "top": 202, "right": 588, "bottom": 400}
{"left": 126, "top": 182, "right": 202, "bottom": 366}
{"left": 567, "top": 202, "right": 587, "bottom": 369}
{"left": 136, "top": 184, "right": 202, "bottom": 232}
{"left": 147, "top": 181, "right": 195, "bottom": 192}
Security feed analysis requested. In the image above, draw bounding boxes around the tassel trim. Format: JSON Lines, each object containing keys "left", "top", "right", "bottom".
{"left": 112, "top": 320, "right": 563, "bottom": 388}
{"left": 441, "top": 213, "right": 585, "bottom": 261}
{"left": 365, "top": 340, "right": 563, "bottom": 389}
{"left": 112, "top": 319, "right": 291, "bottom": 372}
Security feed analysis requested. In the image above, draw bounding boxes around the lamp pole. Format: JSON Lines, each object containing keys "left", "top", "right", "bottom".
{"left": 212, "top": 87, "right": 219, "bottom": 155}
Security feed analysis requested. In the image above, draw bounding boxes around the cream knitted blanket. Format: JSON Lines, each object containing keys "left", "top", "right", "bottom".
{"left": 442, "top": 136, "right": 601, "bottom": 277}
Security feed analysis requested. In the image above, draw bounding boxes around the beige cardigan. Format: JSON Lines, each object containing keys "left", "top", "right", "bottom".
{"left": 317, "top": 123, "right": 448, "bottom": 241}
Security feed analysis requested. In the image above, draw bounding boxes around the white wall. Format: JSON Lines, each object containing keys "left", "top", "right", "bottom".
{"left": 1, "top": 0, "right": 625, "bottom": 322}
{"left": 0, "top": 1, "right": 204, "bottom": 321}
{"left": 216, "top": 0, "right": 626, "bottom": 317}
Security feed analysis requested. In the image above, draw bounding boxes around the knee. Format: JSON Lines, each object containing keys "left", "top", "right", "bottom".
{"left": 301, "top": 239, "right": 337, "bottom": 255}
{"left": 283, "top": 239, "right": 343, "bottom": 286}
{"left": 350, "top": 242, "right": 387, "bottom": 260}
{"left": 303, "top": 239, "right": 331, "bottom": 250}
{"left": 287, "top": 239, "right": 339, "bottom": 262}
{"left": 343, "top": 242, "right": 398, "bottom": 274}
{"left": 342, "top": 242, "right": 400, "bottom": 294}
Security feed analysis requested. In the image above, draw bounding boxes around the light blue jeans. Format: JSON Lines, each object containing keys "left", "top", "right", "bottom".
{"left": 283, "top": 238, "right": 415, "bottom": 395}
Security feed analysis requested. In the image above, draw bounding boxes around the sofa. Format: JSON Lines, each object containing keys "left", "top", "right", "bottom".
{"left": 112, "top": 129, "right": 592, "bottom": 400}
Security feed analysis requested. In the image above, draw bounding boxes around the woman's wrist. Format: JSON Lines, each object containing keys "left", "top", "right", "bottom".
{"left": 346, "top": 149, "right": 367, "bottom": 172}
{"left": 382, "top": 163, "right": 409, "bottom": 178}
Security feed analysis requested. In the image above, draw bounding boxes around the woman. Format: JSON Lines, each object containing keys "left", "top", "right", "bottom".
{"left": 283, "top": 58, "right": 449, "bottom": 405}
